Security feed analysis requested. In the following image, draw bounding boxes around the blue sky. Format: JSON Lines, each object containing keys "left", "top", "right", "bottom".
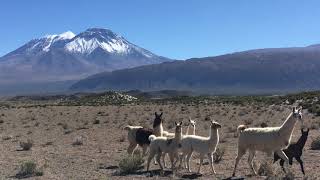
{"left": 1, "top": 0, "right": 320, "bottom": 59}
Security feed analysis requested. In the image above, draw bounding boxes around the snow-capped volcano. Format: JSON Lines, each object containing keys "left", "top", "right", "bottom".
{"left": 0, "top": 28, "right": 170, "bottom": 85}
{"left": 65, "top": 28, "right": 129, "bottom": 55}
{"left": 64, "top": 28, "right": 154, "bottom": 58}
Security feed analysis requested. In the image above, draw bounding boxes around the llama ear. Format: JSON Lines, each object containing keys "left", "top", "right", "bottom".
{"left": 160, "top": 112, "right": 163, "bottom": 117}
{"left": 189, "top": 117, "right": 191, "bottom": 122}
{"left": 292, "top": 107, "right": 296, "bottom": 112}
{"left": 175, "top": 122, "right": 177, "bottom": 126}
{"left": 217, "top": 123, "right": 222, "bottom": 128}
{"left": 180, "top": 121, "right": 183, "bottom": 126}
{"left": 155, "top": 112, "right": 158, "bottom": 116}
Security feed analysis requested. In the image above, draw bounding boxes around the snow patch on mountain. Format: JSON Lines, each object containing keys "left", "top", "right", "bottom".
{"left": 65, "top": 37, "right": 130, "bottom": 55}
{"left": 57, "top": 31, "right": 76, "bottom": 40}
{"left": 29, "top": 31, "right": 75, "bottom": 52}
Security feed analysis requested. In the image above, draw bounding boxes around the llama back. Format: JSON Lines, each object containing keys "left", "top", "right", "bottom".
{"left": 136, "top": 128, "right": 153, "bottom": 146}
{"left": 150, "top": 136, "right": 178, "bottom": 153}
{"left": 238, "top": 127, "right": 285, "bottom": 151}
{"left": 181, "top": 135, "right": 215, "bottom": 153}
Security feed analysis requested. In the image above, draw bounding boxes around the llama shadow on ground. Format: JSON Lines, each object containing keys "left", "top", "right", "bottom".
{"left": 222, "top": 176, "right": 245, "bottom": 180}
{"left": 181, "top": 173, "right": 202, "bottom": 179}
{"left": 103, "top": 165, "right": 119, "bottom": 170}
{"left": 109, "top": 166, "right": 172, "bottom": 177}
{"left": 143, "top": 169, "right": 172, "bottom": 177}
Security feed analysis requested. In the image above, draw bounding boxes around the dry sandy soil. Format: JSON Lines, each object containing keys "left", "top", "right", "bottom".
{"left": 0, "top": 102, "right": 319, "bottom": 179}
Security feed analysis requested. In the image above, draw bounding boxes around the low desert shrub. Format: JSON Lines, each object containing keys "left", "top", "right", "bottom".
{"left": 213, "top": 147, "right": 225, "bottom": 163}
{"left": 93, "top": 119, "right": 100, "bottom": 124}
{"left": 118, "top": 153, "right": 144, "bottom": 175}
{"left": 258, "top": 161, "right": 274, "bottom": 176}
{"left": 20, "top": 139, "right": 33, "bottom": 151}
{"left": 72, "top": 136, "right": 84, "bottom": 146}
{"left": 311, "top": 136, "right": 320, "bottom": 150}
{"left": 119, "top": 134, "right": 126, "bottom": 142}
{"left": 15, "top": 160, "right": 43, "bottom": 178}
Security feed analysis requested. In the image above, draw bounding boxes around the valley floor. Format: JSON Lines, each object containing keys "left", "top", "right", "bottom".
{"left": 0, "top": 103, "right": 319, "bottom": 179}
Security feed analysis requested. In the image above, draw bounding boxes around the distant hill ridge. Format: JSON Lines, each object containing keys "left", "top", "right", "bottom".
{"left": 71, "top": 45, "right": 320, "bottom": 94}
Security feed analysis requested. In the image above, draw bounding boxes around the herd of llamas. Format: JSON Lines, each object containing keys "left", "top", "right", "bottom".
{"left": 125, "top": 106, "right": 308, "bottom": 178}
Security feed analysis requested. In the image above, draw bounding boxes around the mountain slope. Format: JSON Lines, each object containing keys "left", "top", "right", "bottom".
{"left": 0, "top": 28, "right": 170, "bottom": 84}
{"left": 70, "top": 45, "right": 320, "bottom": 95}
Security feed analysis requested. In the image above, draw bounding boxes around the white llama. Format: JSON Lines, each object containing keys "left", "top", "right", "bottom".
{"left": 232, "top": 106, "right": 303, "bottom": 176}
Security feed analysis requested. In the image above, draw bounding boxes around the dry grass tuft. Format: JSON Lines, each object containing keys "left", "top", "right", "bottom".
{"left": 118, "top": 153, "right": 144, "bottom": 175}
{"left": 213, "top": 147, "right": 225, "bottom": 163}
{"left": 20, "top": 139, "right": 33, "bottom": 151}
{"left": 72, "top": 136, "right": 84, "bottom": 146}
{"left": 15, "top": 160, "right": 43, "bottom": 178}
{"left": 311, "top": 136, "right": 320, "bottom": 150}
{"left": 258, "top": 161, "right": 274, "bottom": 176}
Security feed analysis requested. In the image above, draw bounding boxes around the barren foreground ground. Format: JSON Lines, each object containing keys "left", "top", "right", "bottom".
{"left": 0, "top": 102, "right": 319, "bottom": 179}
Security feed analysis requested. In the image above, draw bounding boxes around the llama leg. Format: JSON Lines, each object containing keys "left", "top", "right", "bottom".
{"left": 184, "top": 154, "right": 189, "bottom": 169}
{"left": 169, "top": 153, "right": 176, "bottom": 173}
{"left": 197, "top": 154, "right": 204, "bottom": 174}
{"left": 295, "top": 157, "right": 305, "bottom": 175}
{"left": 127, "top": 143, "right": 137, "bottom": 155}
{"left": 184, "top": 155, "right": 188, "bottom": 169}
{"left": 289, "top": 157, "right": 293, "bottom": 165}
{"left": 162, "top": 153, "right": 167, "bottom": 168}
{"left": 186, "top": 152, "right": 193, "bottom": 172}
{"left": 147, "top": 150, "right": 156, "bottom": 172}
{"left": 142, "top": 144, "right": 149, "bottom": 156}
{"left": 279, "top": 159, "right": 286, "bottom": 173}
{"left": 232, "top": 148, "right": 246, "bottom": 177}
{"left": 248, "top": 150, "right": 257, "bottom": 175}
{"left": 178, "top": 153, "right": 183, "bottom": 169}
{"left": 275, "top": 150, "right": 289, "bottom": 164}
{"left": 173, "top": 152, "right": 179, "bottom": 167}
{"left": 208, "top": 153, "right": 216, "bottom": 174}
{"left": 156, "top": 153, "right": 164, "bottom": 171}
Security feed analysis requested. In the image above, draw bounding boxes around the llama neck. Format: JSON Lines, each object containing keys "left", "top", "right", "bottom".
{"left": 186, "top": 125, "right": 190, "bottom": 135}
{"left": 186, "top": 125, "right": 195, "bottom": 135}
{"left": 192, "top": 125, "right": 196, "bottom": 135}
{"left": 210, "top": 128, "right": 219, "bottom": 141}
{"left": 154, "top": 123, "right": 163, "bottom": 136}
{"left": 175, "top": 129, "right": 183, "bottom": 142}
{"left": 279, "top": 113, "right": 298, "bottom": 139}
{"left": 296, "top": 134, "right": 308, "bottom": 149}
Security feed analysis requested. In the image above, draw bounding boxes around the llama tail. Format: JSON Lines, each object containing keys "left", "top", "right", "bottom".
{"left": 124, "top": 125, "right": 134, "bottom": 131}
{"left": 148, "top": 135, "right": 156, "bottom": 142}
{"left": 124, "top": 125, "right": 143, "bottom": 131}
{"left": 237, "top": 125, "right": 247, "bottom": 133}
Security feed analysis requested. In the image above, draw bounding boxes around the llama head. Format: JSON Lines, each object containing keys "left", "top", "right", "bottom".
{"left": 174, "top": 121, "right": 183, "bottom": 134}
{"left": 153, "top": 112, "right": 163, "bottom": 128}
{"left": 210, "top": 120, "right": 222, "bottom": 129}
{"left": 188, "top": 117, "right": 196, "bottom": 127}
{"left": 292, "top": 106, "right": 303, "bottom": 123}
